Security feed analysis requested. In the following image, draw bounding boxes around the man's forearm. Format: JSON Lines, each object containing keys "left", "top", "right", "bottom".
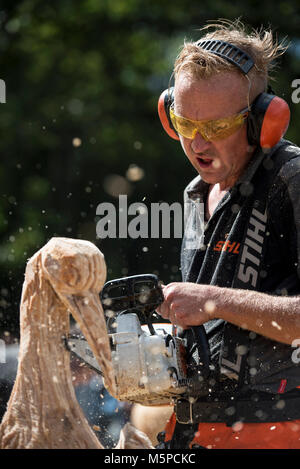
{"left": 158, "top": 282, "right": 300, "bottom": 345}
{"left": 214, "top": 287, "right": 300, "bottom": 345}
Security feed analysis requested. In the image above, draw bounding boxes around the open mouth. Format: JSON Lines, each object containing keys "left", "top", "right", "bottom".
{"left": 197, "top": 157, "right": 214, "bottom": 168}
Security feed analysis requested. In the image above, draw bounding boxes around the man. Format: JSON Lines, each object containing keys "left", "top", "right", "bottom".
{"left": 156, "top": 21, "right": 300, "bottom": 448}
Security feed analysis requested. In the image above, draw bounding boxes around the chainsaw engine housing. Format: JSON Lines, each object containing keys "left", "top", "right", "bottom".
{"left": 111, "top": 313, "right": 187, "bottom": 405}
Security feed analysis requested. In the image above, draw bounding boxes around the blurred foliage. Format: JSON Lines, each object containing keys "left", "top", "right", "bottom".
{"left": 0, "top": 0, "right": 299, "bottom": 335}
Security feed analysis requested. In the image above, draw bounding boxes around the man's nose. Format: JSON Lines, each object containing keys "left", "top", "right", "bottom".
{"left": 191, "top": 131, "right": 211, "bottom": 153}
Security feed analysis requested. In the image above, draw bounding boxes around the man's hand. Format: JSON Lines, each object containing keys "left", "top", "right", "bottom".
{"left": 156, "top": 282, "right": 217, "bottom": 329}
{"left": 157, "top": 282, "right": 300, "bottom": 345}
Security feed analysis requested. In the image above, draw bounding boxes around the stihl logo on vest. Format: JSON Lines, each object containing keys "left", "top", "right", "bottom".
{"left": 237, "top": 207, "right": 267, "bottom": 288}
{"left": 214, "top": 240, "right": 240, "bottom": 254}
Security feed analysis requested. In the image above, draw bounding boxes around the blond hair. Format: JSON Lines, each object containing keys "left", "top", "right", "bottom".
{"left": 173, "top": 19, "right": 288, "bottom": 97}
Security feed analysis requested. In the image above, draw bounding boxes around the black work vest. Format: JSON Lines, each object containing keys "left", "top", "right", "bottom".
{"left": 181, "top": 139, "right": 300, "bottom": 396}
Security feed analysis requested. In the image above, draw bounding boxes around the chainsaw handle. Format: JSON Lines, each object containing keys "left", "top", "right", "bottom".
{"left": 191, "top": 325, "right": 211, "bottom": 377}
{"left": 100, "top": 273, "right": 164, "bottom": 317}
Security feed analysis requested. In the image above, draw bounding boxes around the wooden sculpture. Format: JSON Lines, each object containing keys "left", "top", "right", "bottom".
{"left": 0, "top": 237, "right": 153, "bottom": 449}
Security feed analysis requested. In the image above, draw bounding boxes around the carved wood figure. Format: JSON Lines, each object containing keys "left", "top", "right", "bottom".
{"left": 0, "top": 237, "right": 153, "bottom": 449}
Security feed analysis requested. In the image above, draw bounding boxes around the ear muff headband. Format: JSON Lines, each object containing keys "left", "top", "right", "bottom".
{"left": 196, "top": 40, "right": 254, "bottom": 74}
{"left": 158, "top": 40, "right": 290, "bottom": 149}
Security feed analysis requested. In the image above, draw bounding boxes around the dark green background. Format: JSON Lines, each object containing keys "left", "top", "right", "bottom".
{"left": 0, "top": 0, "right": 300, "bottom": 337}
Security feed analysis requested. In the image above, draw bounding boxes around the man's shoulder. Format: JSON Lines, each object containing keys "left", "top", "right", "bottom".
{"left": 274, "top": 139, "right": 300, "bottom": 181}
{"left": 267, "top": 140, "right": 300, "bottom": 210}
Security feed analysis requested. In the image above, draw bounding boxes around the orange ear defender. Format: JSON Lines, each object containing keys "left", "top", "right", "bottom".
{"left": 247, "top": 92, "right": 290, "bottom": 150}
{"left": 157, "top": 40, "right": 290, "bottom": 150}
{"left": 157, "top": 87, "right": 179, "bottom": 141}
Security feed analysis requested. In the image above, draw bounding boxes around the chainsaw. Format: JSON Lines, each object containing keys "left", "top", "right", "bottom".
{"left": 66, "top": 274, "right": 212, "bottom": 407}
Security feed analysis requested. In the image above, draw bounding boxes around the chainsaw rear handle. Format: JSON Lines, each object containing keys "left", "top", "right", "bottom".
{"left": 191, "top": 325, "right": 211, "bottom": 377}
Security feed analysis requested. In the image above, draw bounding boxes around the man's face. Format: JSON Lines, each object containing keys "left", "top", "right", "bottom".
{"left": 174, "top": 71, "right": 255, "bottom": 189}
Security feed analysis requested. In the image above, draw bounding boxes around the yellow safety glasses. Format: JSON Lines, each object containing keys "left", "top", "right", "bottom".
{"left": 169, "top": 106, "right": 249, "bottom": 141}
